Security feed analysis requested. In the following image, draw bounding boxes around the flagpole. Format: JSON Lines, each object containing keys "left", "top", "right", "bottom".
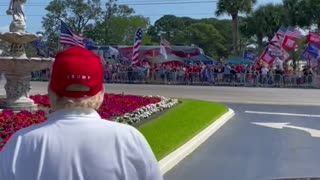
{"left": 242, "top": 49, "right": 245, "bottom": 63}
{"left": 151, "top": 47, "right": 156, "bottom": 81}
{"left": 132, "top": 30, "right": 135, "bottom": 63}
{"left": 58, "top": 18, "right": 63, "bottom": 52}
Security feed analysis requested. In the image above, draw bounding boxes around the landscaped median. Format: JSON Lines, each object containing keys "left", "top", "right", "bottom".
{"left": 139, "top": 99, "right": 228, "bottom": 160}
{"left": 138, "top": 99, "right": 233, "bottom": 174}
{"left": 0, "top": 94, "right": 234, "bottom": 174}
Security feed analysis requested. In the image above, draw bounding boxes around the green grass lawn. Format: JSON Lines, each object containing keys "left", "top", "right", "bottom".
{"left": 138, "top": 99, "right": 228, "bottom": 160}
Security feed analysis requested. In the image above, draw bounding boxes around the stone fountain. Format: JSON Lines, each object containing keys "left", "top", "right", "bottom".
{"left": 0, "top": 0, "right": 53, "bottom": 111}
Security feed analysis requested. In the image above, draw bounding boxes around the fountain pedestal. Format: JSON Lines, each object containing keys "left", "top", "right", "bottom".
{"left": 1, "top": 73, "right": 35, "bottom": 111}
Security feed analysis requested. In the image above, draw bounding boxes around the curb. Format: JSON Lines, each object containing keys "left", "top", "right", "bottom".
{"left": 158, "top": 108, "right": 235, "bottom": 175}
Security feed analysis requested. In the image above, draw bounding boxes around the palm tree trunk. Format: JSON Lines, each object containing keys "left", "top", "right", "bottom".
{"left": 257, "top": 34, "right": 263, "bottom": 52}
{"left": 231, "top": 14, "right": 238, "bottom": 55}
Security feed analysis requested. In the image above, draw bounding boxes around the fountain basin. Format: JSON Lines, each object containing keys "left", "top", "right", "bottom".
{"left": 0, "top": 57, "right": 53, "bottom": 72}
{"left": 0, "top": 32, "right": 39, "bottom": 44}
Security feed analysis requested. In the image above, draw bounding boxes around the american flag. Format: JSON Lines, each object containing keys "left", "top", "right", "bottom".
{"left": 270, "top": 34, "right": 284, "bottom": 48}
{"left": 270, "top": 34, "right": 279, "bottom": 43}
{"left": 285, "top": 26, "right": 302, "bottom": 39}
{"left": 270, "top": 26, "right": 286, "bottom": 47}
{"left": 132, "top": 28, "right": 143, "bottom": 64}
{"left": 59, "top": 20, "right": 85, "bottom": 48}
{"left": 277, "top": 26, "right": 287, "bottom": 36}
{"left": 268, "top": 44, "right": 283, "bottom": 57}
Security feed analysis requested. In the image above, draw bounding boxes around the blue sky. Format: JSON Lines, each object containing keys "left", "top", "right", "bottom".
{"left": 0, "top": 0, "right": 282, "bottom": 33}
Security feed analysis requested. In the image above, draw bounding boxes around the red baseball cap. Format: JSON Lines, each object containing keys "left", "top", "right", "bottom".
{"left": 49, "top": 46, "right": 104, "bottom": 98}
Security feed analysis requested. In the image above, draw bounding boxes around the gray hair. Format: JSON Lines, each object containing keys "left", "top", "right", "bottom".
{"left": 48, "top": 84, "right": 104, "bottom": 111}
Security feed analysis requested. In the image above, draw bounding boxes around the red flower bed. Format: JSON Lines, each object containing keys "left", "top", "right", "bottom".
{"left": 0, "top": 94, "right": 161, "bottom": 151}
{"left": 0, "top": 110, "right": 47, "bottom": 151}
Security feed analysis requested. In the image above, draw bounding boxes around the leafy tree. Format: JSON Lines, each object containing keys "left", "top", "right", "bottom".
{"left": 284, "top": 37, "right": 307, "bottom": 70}
{"left": 42, "top": 0, "right": 102, "bottom": 48}
{"left": 94, "top": 15, "right": 150, "bottom": 45}
{"left": 240, "top": 3, "right": 285, "bottom": 50}
{"left": 147, "top": 15, "right": 233, "bottom": 58}
{"left": 176, "top": 23, "right": 228, "bottom": 58}
{"left": 240, "top": 15, "right": 264, "bottom": 50}
{"left": 98, "top": 0, "right": 135, "bottom": 44}
{"left": 283, "top": 0, "right": 320, "bottom": 32}
{"left": 86, "top": 0, "right": 150, "bottom": 45}
{"left": 296, "top": 0, "right": 320, "bottom": 31}
{"left": 282, "top": 0, "right": 310, "bottom": 28}
{"left": 200, "top": 18, "right": 233, "bottom": 52}
{"left": 148, "top": 15, "right": 197, "bottom": 43}
{"left": 215, "top": 0, "right": 257, "bottom": 55}
{"left": 42, "top": 0, "right": 148, "bottom": 48}
{"left": 105, "top": 0, "right": 134, "bottom": 18}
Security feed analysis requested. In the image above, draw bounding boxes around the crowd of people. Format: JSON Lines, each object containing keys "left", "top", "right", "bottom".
{"left": 26, "top": 60, "right": 318, "bottom": 88}
{"left": 101, "top": 61, "right": 316, "bottom": 87}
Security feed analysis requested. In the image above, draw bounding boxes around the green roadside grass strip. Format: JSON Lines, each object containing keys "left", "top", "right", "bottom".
{"left": 138, "top": 99, "right": 228, "bottom": 160}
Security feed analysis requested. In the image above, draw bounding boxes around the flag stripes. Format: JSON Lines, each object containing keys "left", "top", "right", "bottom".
{"left": 59, "top": 20, "right": 85, "bottom": 48}
{"left": 132, "top": 28, "right": 143, "bottom": 64}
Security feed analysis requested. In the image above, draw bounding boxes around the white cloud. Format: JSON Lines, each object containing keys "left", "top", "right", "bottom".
{"left": 0, "top": 25, "right": 9, "bottom": 33}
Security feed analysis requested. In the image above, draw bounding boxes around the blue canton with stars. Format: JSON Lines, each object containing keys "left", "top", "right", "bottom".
{"left": 135, "top": 28, "right": 143, "bottom": 42}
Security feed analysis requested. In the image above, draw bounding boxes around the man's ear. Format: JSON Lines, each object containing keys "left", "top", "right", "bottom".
{"left": 101, "top": 86, "right": 105, "bottom": 94}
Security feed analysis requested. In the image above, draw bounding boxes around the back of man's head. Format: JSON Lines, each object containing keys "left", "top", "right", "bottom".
{"left": 48, "top": 46, "right": 104, "bottom": 111}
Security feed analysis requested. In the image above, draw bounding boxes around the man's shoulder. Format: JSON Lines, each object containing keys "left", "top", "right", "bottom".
{"left": 0, "top": 121, "right": 53, "bottom": 153}
{"left": 105, "top": 120, "right": 142, "bottom": 137}
{"left": 104, "top": 120, "right": 146, "bottom": 145}
{"left": 11, "top": 120, "right": 54, "bottom": 138}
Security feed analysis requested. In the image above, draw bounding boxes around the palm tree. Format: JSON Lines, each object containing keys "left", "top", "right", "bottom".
{"left": 240, "top": 4, "right": 285, "bottom": 51}
{"left": 254, "top": 4, "right": 285, "bottom": 41}
{"left": 283, "top": 0, "right": 318, "bottom": 32}
{"left": 215, "top": 0, "right": 256, "bottom": 55}
{"left": 306, "top": 0, "right": 320, "bottom": 33}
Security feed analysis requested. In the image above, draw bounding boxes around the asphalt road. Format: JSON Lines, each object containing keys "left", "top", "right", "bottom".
{"left": 1, "top": 81, "right": 320, "bottom": 106}
{"left": 165, "top": 103, "right": 320, "bottom": 180}
{"left": 2, "top": 82, "right": 320, "bottom": 179}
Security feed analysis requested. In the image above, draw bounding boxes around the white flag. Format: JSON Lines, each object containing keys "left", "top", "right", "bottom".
{"left": 160, "top": 44, "right": 168, "bottom": 59}
{"left": 108, "top": 46, "right": 119, "bottom": 56}
{"left": 160, "top": 39, "right": 170, "bottom": 60}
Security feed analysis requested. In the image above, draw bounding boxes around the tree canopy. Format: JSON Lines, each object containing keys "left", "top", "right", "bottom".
{"left": 40, "top": 0, "right": 320, "bottom": 59}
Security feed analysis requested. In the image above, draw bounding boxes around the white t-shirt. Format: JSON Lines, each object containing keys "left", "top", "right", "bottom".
{"left": 0, "top": 108, "right": 163, "bottom": 180}
{"left": 261, "top": 67, "right": 269, "bottom": 75}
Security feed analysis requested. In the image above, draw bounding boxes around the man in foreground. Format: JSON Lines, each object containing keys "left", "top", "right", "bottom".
{"left": 0, "top": 46, "right": 163, "bottom": 180}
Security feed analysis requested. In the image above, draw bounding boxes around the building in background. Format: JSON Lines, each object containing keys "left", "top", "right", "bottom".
{"left": 88, "top": 45, "right": 216, "bottom": 65}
